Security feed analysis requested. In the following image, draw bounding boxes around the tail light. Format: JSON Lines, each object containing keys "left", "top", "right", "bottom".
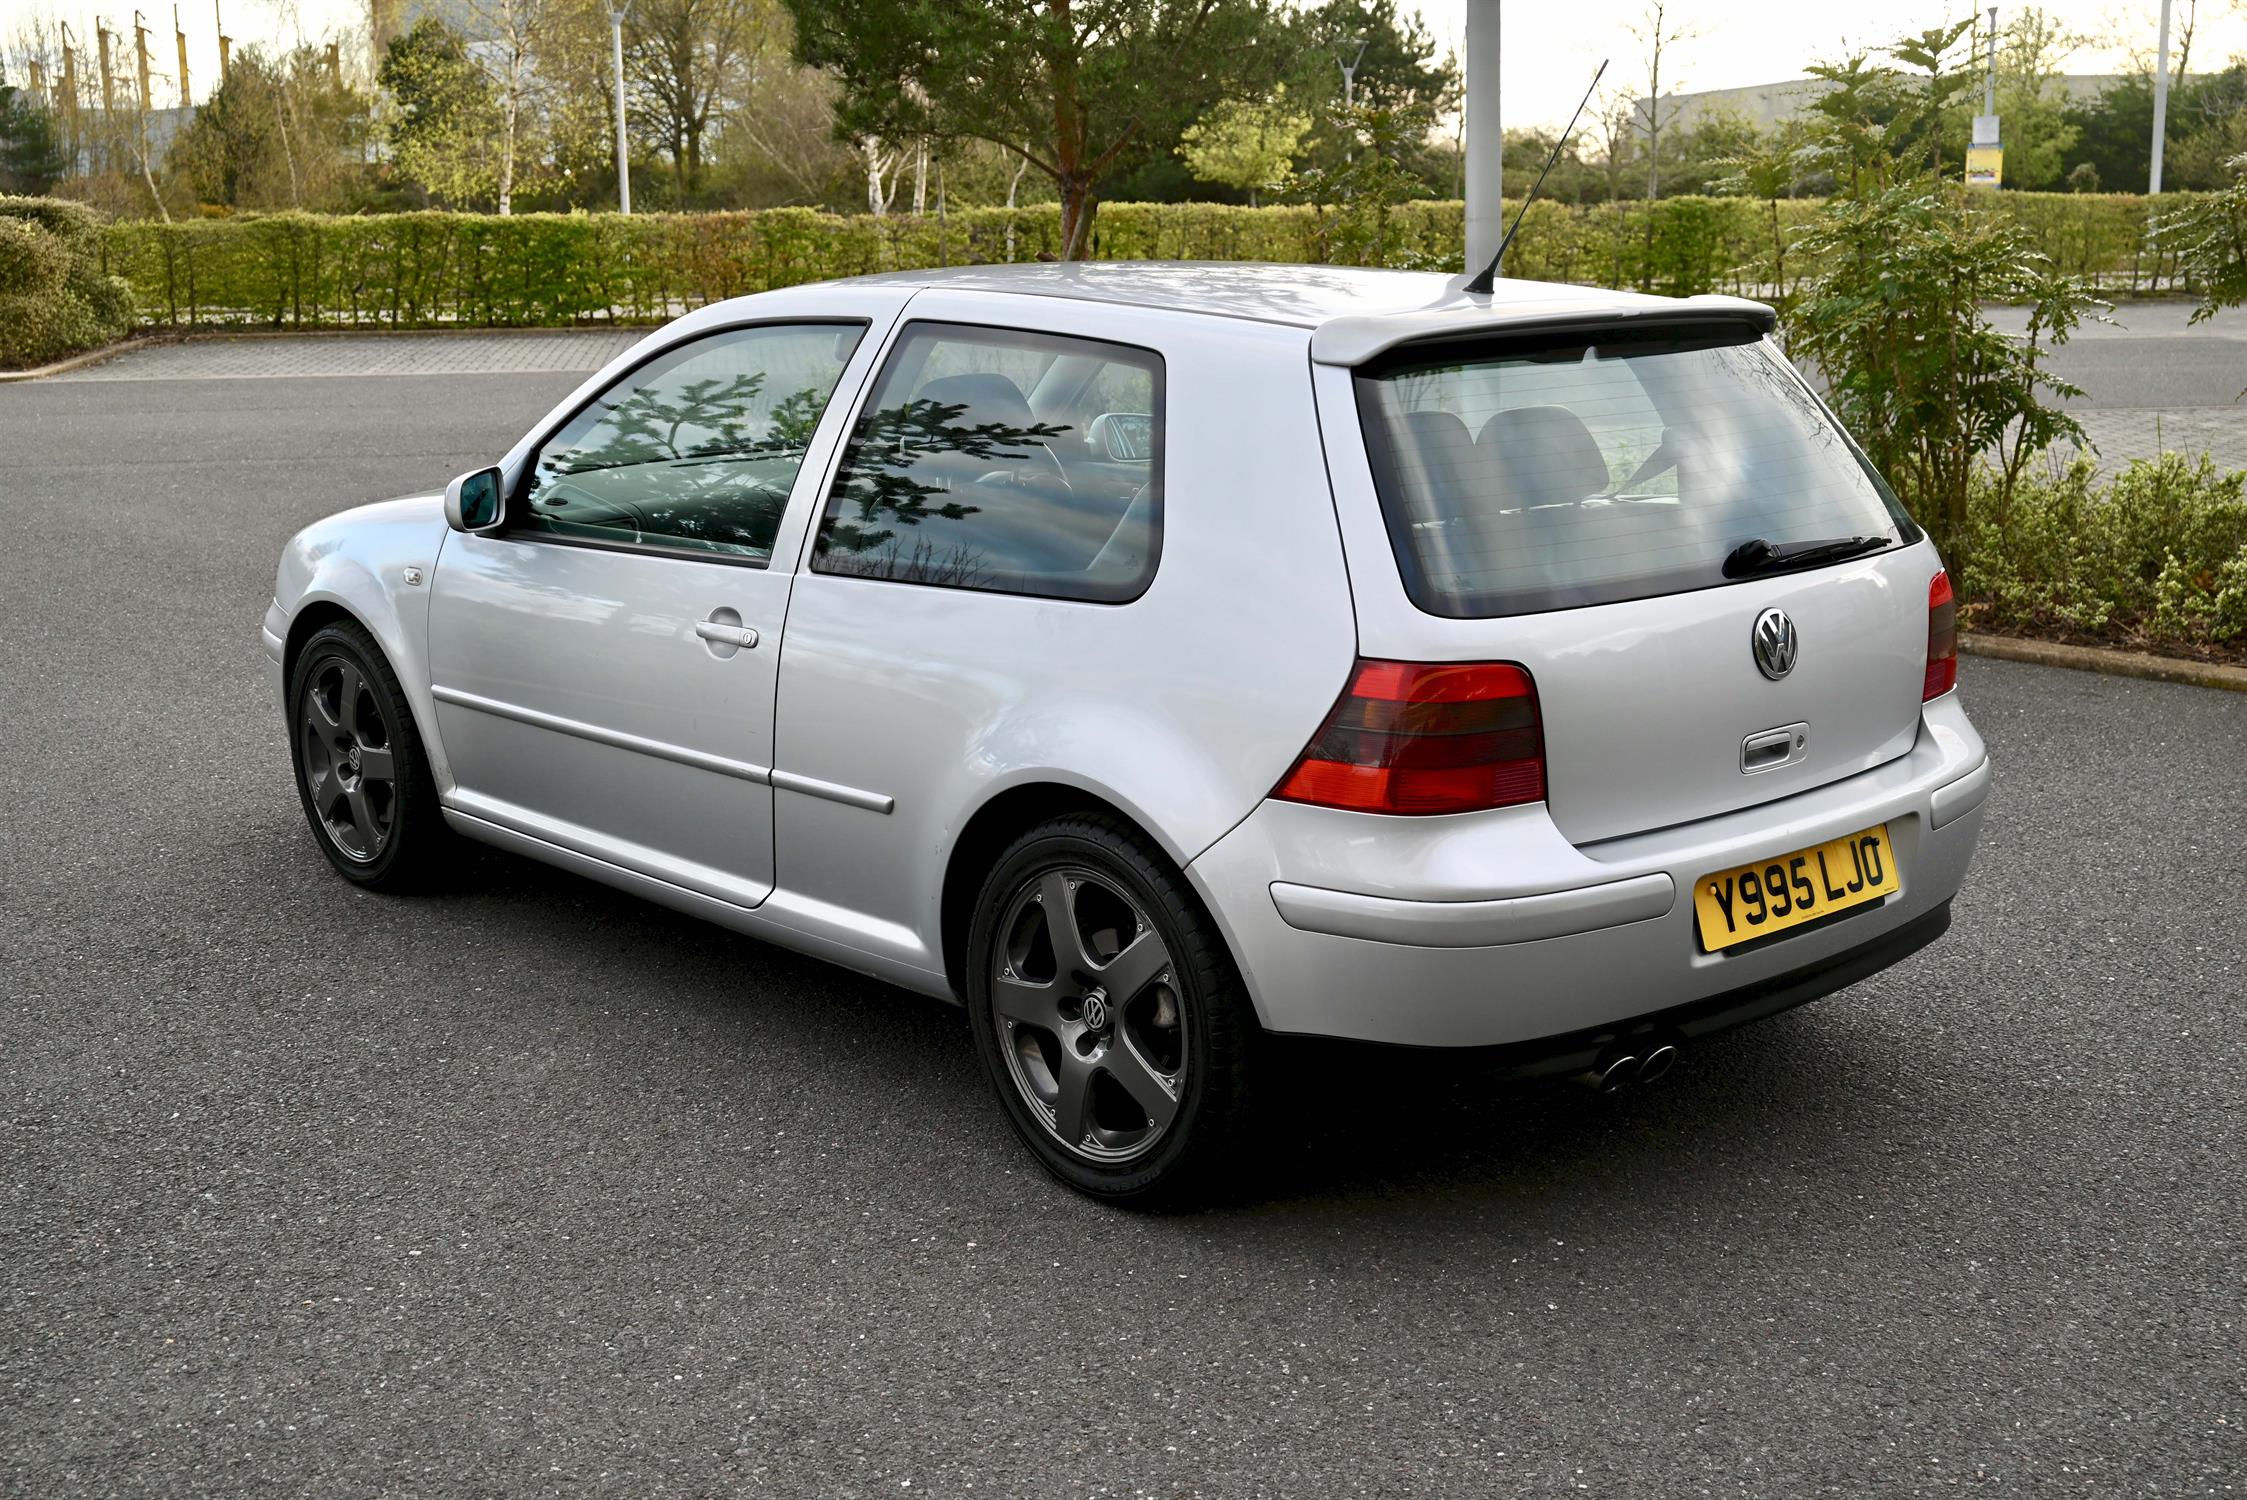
{"left": 1924, "top": 570, "right": 1958, "bottom": 700}
{"left": 1273, "top": 659, "right": 1545, "bottom": 815}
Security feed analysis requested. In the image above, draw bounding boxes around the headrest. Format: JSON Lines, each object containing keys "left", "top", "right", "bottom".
{"left": 916, "top": 372, "right": 1036, "bottom": 432}
{"left": 1390, "top": 409, "right": 1482, "bottom": 503}
{"left": 1476, "top": 404, "right": 1610, "bottom": 508}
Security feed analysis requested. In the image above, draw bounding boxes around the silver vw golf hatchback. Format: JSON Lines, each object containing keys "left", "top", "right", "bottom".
{"left": 265, "top": 264, "right": 1991, "bottom": 1203}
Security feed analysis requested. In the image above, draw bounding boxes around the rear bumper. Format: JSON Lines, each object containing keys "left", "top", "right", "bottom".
{"left": 1453, "top": 901, "right": 1952, "bottom": 1080}
{"left": 1186, "top": 696, "right": 1988, "bottom": 1048}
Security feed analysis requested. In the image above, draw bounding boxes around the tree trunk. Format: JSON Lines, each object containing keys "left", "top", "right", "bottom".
{"left": 1004, "top": 148, "right": 1028, "bottom": 261}
{"left": 1060, "top": 177, "right": 1096, "bottom": 260}
{"left": 1048, "top": 1, "right": 1094, "bottom": 260}
{"left": 498, "top": 83, "right": 517, "bottom": 215}
{"left": 864, "top": 136, "right": 893, "bottom": 216}
{"left": 1769, "top": 197, "right": 1783, "bottom": 298}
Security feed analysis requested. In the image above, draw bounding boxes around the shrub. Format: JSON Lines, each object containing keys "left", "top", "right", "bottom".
{"left": 0, "top": 194, "right": 135, "bottom": 369}
{"left": 0, "top": 215, "right": 69, "bottom": 295}
{"left": 1967, "top": 452, "right": 2247, "bottom": 649}
{"left": 90, "top": 193, "right": 2212, "bottom": 337}
{"left": 2152, "top": 152, "right": 2247, "bottom": 324}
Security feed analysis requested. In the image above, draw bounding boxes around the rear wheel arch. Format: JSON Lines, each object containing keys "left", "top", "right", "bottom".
{"left": 939, "top": 782, "right": 1232, "bottom": 1005}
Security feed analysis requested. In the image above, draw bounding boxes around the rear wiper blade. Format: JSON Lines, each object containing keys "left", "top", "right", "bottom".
{"left": 1722, "top": 534, "right": 1889, "bottom": 579}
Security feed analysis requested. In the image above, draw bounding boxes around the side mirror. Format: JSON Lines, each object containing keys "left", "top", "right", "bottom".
{"left": 444, "top": 467, "right": 505, "bottom": 533}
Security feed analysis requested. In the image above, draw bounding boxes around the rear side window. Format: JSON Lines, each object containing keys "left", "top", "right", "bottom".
{"left": 811, "top": 322, "right": 1163, "bottom": 602}
{"left": 1355, "top": 325, "right": 1916, "bottom": 618}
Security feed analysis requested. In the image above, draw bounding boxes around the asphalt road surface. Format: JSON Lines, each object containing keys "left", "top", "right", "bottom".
{"left": 4, "top": 361, "right": 2245, "bottom": 1498}
{"left": 1988, "top": 300, "right": 2247, "bottom": 410}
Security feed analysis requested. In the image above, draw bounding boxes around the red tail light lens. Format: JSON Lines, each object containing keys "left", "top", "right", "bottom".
{"left": 1924, "top": 570, "right": 1958, "bottom": 700}
{"left": 1274, "top": 659, "right": 1545, "bottom": 815}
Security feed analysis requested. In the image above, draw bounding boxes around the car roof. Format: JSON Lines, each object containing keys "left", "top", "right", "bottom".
{"left": 832, "top": 262, "right": 1774, "bottom": 366}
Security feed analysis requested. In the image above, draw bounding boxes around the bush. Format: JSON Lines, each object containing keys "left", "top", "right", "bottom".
{"left": 2152, "top": 153, "right": 2247, "bottom": 324}
{"left": 97, "top": 193, "right": 2208, "bottom": 334}
{"left": 0, "top": 194, "right": 135, "bottom": 369}
{"left": 1967, "top": 452, "right": 2247, "bottom": 651}
{"left": 0, "top": 215, "right": 69, "bottom": 295}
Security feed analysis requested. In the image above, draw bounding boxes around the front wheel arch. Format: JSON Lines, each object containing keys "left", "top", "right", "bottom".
{"left": 283, "top": 599, "right": 361, "bottom": 688}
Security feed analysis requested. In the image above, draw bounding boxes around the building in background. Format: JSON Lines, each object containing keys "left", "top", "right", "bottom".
{"left": 1639, "top": 74, "right": 2125, "bottom": 134}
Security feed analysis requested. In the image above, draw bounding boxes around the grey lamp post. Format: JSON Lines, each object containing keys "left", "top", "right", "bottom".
{"left": 1463, "top": 0, "right": 1501, "bottom": 276}
{"left": 608, "top": 3, "right": 632, "bottom": 213}
{"left": 2150, "top": 0, "right": 2172, "bottom": 194}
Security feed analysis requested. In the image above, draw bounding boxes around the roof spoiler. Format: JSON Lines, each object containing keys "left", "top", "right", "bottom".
{"left": 1311, "top": 294, "right": 1779, "bottom": 368}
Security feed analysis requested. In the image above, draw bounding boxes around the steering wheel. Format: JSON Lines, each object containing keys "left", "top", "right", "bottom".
{"left": 535, "top": 479, "right": 650, "bottom": 540}
{"left": 973, "top": 444, "right": 1072, "bottom": 493}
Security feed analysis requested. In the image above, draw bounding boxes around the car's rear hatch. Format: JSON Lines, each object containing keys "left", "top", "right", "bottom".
{"left": 1320, "top": 311, "right": 1938, "bottom": 846}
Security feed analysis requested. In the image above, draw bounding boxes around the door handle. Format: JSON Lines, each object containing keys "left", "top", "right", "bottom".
{"left": 695, "top": 619, "right": 759, "bottom": 649}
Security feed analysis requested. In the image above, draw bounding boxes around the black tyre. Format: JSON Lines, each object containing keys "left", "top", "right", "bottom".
{"left": 287, "top": 619, "right": 447, "bottom": 891}
{"left": 965, "top": 812, "right": 1257, "bottom": 1207}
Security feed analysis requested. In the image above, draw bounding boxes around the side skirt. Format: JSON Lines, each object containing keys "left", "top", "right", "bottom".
{"left": 441, "top": 807, "right": 957, "bottom": 1004}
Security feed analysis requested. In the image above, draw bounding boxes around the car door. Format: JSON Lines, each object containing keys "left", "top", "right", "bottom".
{"left": 426, "top": 315, "right": 884, "bottom": 908}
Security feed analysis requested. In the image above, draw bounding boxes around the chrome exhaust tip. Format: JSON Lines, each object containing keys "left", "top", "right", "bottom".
{"left": 1638, "top": 1043, "right": 1679, "bottom": 1083}
{"left": 1581, "top": 1052, "right": 1642, "bottom": 1093}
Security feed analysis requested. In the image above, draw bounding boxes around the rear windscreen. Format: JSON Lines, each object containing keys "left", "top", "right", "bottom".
{"left": 1354, "top": 324, "right": 1916, "bottom": 618}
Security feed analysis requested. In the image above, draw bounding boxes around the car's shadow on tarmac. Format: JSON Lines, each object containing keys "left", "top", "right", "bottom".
{"left": 307, "top": 817, "right": 1906, "bottom": 1226}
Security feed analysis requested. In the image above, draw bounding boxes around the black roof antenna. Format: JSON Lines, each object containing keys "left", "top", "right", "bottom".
{"left": 1464, "top": 58, "right": 1608, "bottom": 296}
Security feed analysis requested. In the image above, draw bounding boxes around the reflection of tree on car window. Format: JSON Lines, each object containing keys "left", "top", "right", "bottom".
{"left": 532, "top": 374, "right": 837, "bottom": 556}
{"left": 550, "top": 374, "right": 831, "bottom": 476}
{"left": 816, "top": 395, "right": 1071, "bottom": 567}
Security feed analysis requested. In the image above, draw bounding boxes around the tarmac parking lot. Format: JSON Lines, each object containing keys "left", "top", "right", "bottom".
{"left": 3, "top": 342, "right": 2243, "bottom": 1496}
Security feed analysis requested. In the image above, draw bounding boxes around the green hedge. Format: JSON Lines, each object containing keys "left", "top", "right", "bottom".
{"left": 1968, "top": 452, "right": 2247, "bottom": 652}
{"left": 95, "top": 192, "right": 2212, "bottom": 332}
{"left": 0, "top": 196, "right": 135, "bottom": 368}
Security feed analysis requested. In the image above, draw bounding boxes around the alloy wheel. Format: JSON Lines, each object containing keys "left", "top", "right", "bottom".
{"left": 989, "top": 866, "right": 1188, "bottom": 1164}
{"left": 297, "top": 656, "right": 397, "bottom": 862}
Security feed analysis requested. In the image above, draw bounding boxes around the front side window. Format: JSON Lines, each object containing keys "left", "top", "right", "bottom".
{"left": 516, "top": 322, "right": 865, "bottom": 564}
{"left": 1356, "top": 324, "right": 1917, "bottom": 618}
{"left": 811, "top": 323, "right": 1163, "bottom": 602}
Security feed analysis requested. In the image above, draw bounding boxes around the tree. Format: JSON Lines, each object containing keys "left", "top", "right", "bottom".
{"left": 167, "top": 50, "right": 280, "bottom": 205}
{"left": 1711, "top": 121, "right": 1808, "bottom": 300}
{"left": 1971, "top": 7, "right": 2081, "bottom": 191}
{"left": 2063, "top": 71, "right": 2160, "bottom": 190}
{"left": 1292, "top": 102, "right": 1435, "bottom": 268}
{"left": 628, "top": 0, "right": 778, "bottom": 204}
{"left": 1662, "top": 107, "right": 1762, "bottom": 196}
{"left": 1590, "top": 88, "right": 1639, "bottom": 201}
{"left": 1178, "top": 85, "right": 1307, "bottom": 204}
{"left": 0, "top": 68, "right": 66, "bottom": 194}
{"left": 1788, "top": 28, "right": 2103, "bottom": 583}
{"left": 2167, "top": 64, "right": 2247, "bottom": 189}
{"left": 167, "top": 45, "right": 370, "bottom": 211}
{"left": 2154, "top": 150, "right": 2247, "bottom": 323}
{"left": 715, "top": 22, "right": 854, "bottom": 204}
{"left": 787, "top": 0, "right": 1282, "bottom": 259}
{"left": 1630, "top": 0, "right": 1700, "bottom": 198}
{"left": 379, "top": 18, "right": 502, "bottom": 208}
{"left": 464, "top": 0, "right": 553, "bottom": 214}
{"left": 1886, "top": 19, "right": 1981, "bottom": 183}
{"left": 1279, "top": 0, "right": 1456, "bottom": 185}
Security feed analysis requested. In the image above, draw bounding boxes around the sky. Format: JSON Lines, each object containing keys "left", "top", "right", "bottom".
{"left": 6, "top": 0, "right": 2246, "bottom": 124}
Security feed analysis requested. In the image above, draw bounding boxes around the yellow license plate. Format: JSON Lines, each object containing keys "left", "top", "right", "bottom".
{"left": 1693, "top": 824, "right": 1899, "bottom": 952}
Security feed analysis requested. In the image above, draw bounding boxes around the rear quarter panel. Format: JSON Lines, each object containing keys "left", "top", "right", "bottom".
{"left": 768, "top": 293, "right": 1359, "bottom": 977}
